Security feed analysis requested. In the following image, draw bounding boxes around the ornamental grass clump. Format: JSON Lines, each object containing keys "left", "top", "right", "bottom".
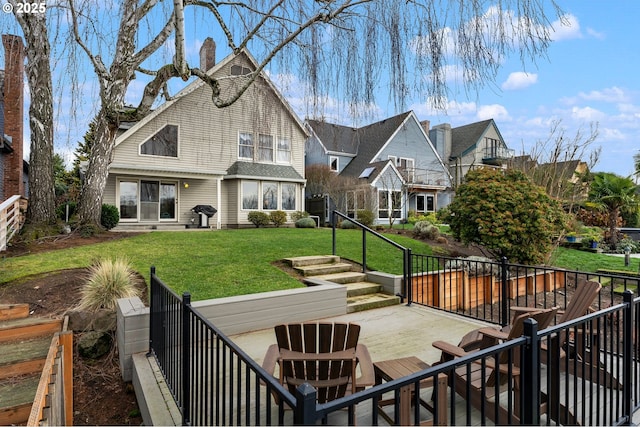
{"left": 79, "top": 258, "right": 141, "bottom": 311}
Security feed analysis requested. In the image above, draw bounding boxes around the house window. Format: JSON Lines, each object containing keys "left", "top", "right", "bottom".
{"left": 282, "top": 183, "right": 296, "bottom": 211}
{"left": 262, "top": 182, "right": 277, "bottom": 210}
{"left": 379, "top": 190, "right": 401, "bottom": 218}
{"left": 140, "top": 125, "right": 178, "bottom": 157}
{"left": 258, "top": 134, "right": 274, "bottom": 162}
{"left": 242, "top": 181, "right": 259, "bottom": 209}
{"left": 392, "top": 191, "right": 402, "bottom": 218}
{"left": 426, "top": 195, "right": 434, "bottom": 212}
{"left": 119, "top": 180, "right": 177, "bottom": 221}
{"left": 398, "top": 157, "right": 415, "bottom": 182}
{"left": 416, "top": 195, "right": 425, "bottom": 212}
{"left": 277, "top": 138, "right": 291, "bottom": 163}
{"left": 239, "top": 133, "right": 254, "bottom": 159}
{"left": 378, "top": 190, "right": 389, "bottom": 218}
{"left": 329, "top": 156, "right": 339, "bottom": 172}
{"left": 231, "top": 65, "right": 252, "bottom": 76}
{"left": 119, "top": 181, "right": 138, "bottom": 220}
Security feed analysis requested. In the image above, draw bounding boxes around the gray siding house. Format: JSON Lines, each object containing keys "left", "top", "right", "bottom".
{"left": 105, "top": 46, "right": 307, "bottom": 229}
{"left": 430, "top": 119, "right": 514, "bottom": 187}
{"left": 305, "top": 111, "right": 453, "bottom": 224}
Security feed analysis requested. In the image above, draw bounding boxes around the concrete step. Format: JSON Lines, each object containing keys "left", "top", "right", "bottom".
{"left": 347, "top": 293, "right": 401, "bottom": 313}
{"left": 345, "top": 282, "right": 383, "bottom": 297}
{"left": 310, "top": 271, "right": 367, "bottom": 284}
{"left": 295, "top": 262, "right": 353, "bottom": 277}
{"left": 284, "top": 255, "right": 340, "bottom": 268}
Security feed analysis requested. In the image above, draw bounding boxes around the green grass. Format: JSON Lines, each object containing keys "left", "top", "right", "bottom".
{"left": 550, "top": 246, "right": 640, "bottom": 273}
{"left": 0, "top": 228, "right": 432, "bottom": 301}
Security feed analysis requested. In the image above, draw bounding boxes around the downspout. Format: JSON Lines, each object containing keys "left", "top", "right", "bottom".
{"left": 216, "top": 177, "right": 222, "bottom": 229}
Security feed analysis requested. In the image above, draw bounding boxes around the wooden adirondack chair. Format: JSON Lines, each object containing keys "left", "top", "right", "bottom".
{"left": 433, "top": 311, "right": 542, "bottom": 425}
{"left": 273, "top": 322, "right": 363, "bottom": 404}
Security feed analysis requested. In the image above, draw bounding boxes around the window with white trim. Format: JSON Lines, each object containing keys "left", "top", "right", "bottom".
{"left": 329, "top": 156, "right": 339, "bottom": 172}
{"left": 140, "top": 125, "right": 178, "bottom": 157}
{"left": 258, "top": 134, "right": 274, "bottom": 162}
{"left": 277, "top": 137, "right": 291, "bottom": 163}
{"left": 282, "top": 183, "right": 296, "bottom": 210}
{"left": 239, "top": 133, "right": 254, "bottom": 160}
{"left": 242, "top": 181, "right": 259, "bottom": 209}
{"left": 263, "top": 182, "right": 278, "bottom": 210}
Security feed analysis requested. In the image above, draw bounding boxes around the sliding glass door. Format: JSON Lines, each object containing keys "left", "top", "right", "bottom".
{"left": 119, "top": 180, "right": 176, "bottom": 222}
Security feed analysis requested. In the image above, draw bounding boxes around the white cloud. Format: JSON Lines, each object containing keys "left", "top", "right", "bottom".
{"left": 586, "top": 28, "right": 606, "bottom": 40}
{"left": 550, "top": 14, "right": 583, "bottom": 41}
{"left": 600, "top": 127, "right": 626, "bottom": 141}
{"left": 477, "top": 104, "right": 510, "bottom": 121}
{"left": 578, "top": 87, "right": 630, "bottom": 103}
{"left": 501, "top": 72, "right": 538, "bottom": 90}
{"left": 571, "top": 106, "right": 605, "bottom": 121}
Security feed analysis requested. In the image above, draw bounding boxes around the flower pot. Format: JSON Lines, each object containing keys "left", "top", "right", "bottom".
{"left": 566, "top": 236, "right": 576, "bottom": 243}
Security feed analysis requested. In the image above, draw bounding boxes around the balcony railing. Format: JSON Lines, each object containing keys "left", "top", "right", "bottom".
{"left": 482, "top": 147, "right": 515, "bottom": 166}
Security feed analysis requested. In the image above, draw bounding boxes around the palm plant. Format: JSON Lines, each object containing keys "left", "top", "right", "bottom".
{"left": 588, "top": 172, "right": 639, "bottom": 249}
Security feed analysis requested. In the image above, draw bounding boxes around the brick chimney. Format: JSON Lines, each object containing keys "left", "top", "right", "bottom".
{"left": 420, "top": 120, "right": 430, "bottom": 134}
{"left": 2, "top": 34, "right": 24, "bottom": 198}
{"left": 199, "top": 37, "right": 216, "bottom": 72}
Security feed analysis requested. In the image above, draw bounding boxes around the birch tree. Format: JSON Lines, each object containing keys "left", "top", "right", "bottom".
{"left": 66, "top": 0, "right": 563, "bottom": 226}
{"left": 8, "top": 1, "right": 56, "bottom": 225}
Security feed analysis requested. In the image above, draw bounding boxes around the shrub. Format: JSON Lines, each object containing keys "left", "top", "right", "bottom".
{"left": 101, "top": 204, "right": 120, "bottom": 230}
{"left": 436, "top": 207, "right": 452, "bottom": 224}
{"left": 269, "top": 210, "right": 288, "bottom": 227}
{"left": 56, "top": 201, "right": 77, "bottom": 221}
{"left": 78, "top": 258, "right": 141, "bottom": 311}
{"left": 295, "top": 217, "right": 316, "bottom": 228}
{"left": 413, "top": 221, "right": 440, "bottom": 240}
{"left": 290, "top": 211, "right": 309, "bottom": 222}
{"left": 247, "top": 211, "right": 270, "bottom": 227}
{"left": 356, "top": 209, "right": 375, "bottom": 228}
{"left": 341, "top": 219, "right": 357, "bottom": 229}
{"left": 449, "top": 168, "right": 566, "bottom": 265}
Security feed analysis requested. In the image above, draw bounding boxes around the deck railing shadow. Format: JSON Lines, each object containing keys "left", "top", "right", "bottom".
{"left": 149, "top": 265, "right": 640, "bottom": 425}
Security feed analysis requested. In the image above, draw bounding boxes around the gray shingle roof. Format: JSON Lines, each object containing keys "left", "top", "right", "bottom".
{"left": 308, "top": 112, "right": 412, "bottom": 178}
{"left": 226, "top": 161, "right": 304, "bottom": 181}
{"left": 450, "top": 119, "right": 494, "bottom": 159}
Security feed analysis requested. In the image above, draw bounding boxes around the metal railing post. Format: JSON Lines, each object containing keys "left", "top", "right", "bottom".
{"left": 182, "top": 292, "right": 192, "bottom": 426}
{"left": 294, "top": 383, "right": 318, "bottom": 425}
{"left": 522, "top": 318, "right": 540, "bottom": 425}
{"left": 362, "top": 227, "right": 367, "bottom": 273}
{"left": 623, "top": 290, "right": 634, "bottom": 424}
{"left": 332, "top": 211, "right": 336, "bottom": 255}
{"left": 148, "top": 266, "right": 156, "bottom": 355}
{"left": 406, "top": 249, "right": 412, "bottom": 306}
{"left": 501, "top": 256, "right": 509, "bottom": 327}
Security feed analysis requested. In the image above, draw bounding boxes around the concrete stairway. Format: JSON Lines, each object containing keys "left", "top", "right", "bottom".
{"left": 284, "top": 255, "right": 400, "bottom": 313}
{"left": 0, "top": 304, "right": 63, "bottom": 425}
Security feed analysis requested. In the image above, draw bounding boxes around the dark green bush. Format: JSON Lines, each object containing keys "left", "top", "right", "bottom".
{"left": 269, "top": 210, "right": 288, "bottom": 227}
{"left": 101, "top": 204, "right": 120, "bottom": 230}
{"left": 340, "top": 219, "right": 357, "bottom": 229}
{"left": 295, "top": 217, "right": 316, "bottom": 228}
{"left": 247, "top": 211, "right": 270, "bottom": 227}
{"left": 356, "top": 209, "right": 375, "bottom": 228}
{"left": 56, "top": 202, "right": 77, "bottom": 221}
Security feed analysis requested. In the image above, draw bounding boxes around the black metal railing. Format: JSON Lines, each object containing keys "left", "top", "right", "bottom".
{"left": 148, "top": 270, "right": 640, "bottom": 425}
{"left": 410, "top": 253, "right": 640, "bottom": 327}
{"left": 331, "top": 210, "right": 412, "bottom": 301}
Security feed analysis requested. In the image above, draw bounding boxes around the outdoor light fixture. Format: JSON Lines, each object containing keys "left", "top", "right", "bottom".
{"left": 183, "top": 182, "right": 189, "bottom": 188}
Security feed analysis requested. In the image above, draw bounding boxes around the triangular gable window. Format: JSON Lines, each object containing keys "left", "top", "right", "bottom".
{"left": 140, "top": 125, "right": 178, "bottom": 157}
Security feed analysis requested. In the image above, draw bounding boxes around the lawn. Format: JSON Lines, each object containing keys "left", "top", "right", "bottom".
{"left": 549, "top": 246, "right": 640, "bottom": 273}
{"left": 0, "top": 228, "right": 433, "bottom": 301}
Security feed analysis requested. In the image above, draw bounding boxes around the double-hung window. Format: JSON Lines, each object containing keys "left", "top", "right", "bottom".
{"left": 277, "top": 138, "right": 291, "bottom": 163}
{"left": 239, "top": 133, "right": 254, "bottom": 160}
{"left": 258, "top": 134, "right": 273, "bottom": 162}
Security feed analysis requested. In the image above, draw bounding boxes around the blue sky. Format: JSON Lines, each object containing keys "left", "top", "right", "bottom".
{"left": 4, "top": 1, "right": 639, "bottom": 178}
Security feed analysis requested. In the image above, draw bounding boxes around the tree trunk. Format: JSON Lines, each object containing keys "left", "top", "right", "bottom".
{"left": 18, "top": 10, "right": 57, "bottom": 224}
{"left": 76, "top": 110, "right": 119, "bottom": 226}
{"left": 609, "top": 207, "right": 619, "bottom": 249}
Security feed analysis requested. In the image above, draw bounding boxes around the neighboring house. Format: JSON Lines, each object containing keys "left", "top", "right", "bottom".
{"left": 510, "top": 155, "right": 589, "bottom": 202}
{"left": 305, "top": 111, "right": 453, "bottom": 224}
{"left": 1, "top": 35, "right": 27, "bottom": 203}
{"left": 430, "top": 119, "right": 514, "bottom": 187}
{"left": 105, "top": 41, "right": 307, "bottom": 229}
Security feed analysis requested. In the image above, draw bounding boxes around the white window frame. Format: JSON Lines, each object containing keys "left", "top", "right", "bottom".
{"left": 329, "top": 156, "right": 339, "bottom": 172}
{"left": 281, "top": 183, "right": 297, "bottom": 211}
{"left": 239, "top": 132, "right": 254, "bottom": 160}
{"left": 276, "top": 137, "right": 291, "bottom": 164}
{"left": 117, "top": 178, "right": 178, "bottom": 222}
{"left": 241, "top": 180, "right": 259, "bottom": 210}
{"left": 258, "top": 134, "right": 274, "bottom": 162}
{"left": 139, "top": 124, "right": 179, "bottom": 158}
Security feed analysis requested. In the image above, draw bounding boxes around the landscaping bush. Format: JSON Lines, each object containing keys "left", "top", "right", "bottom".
{"left": 247, "top": 211, "right": 270, "bottom": 227}
{"left": 436, "top": 207, "right": 452, "bottom": 224}
{"left": 78, "top": 258, "right": 141, "bottom": 311}
{"left": 101, "top": 204, "right": 120, "bottom": 230}
{"left": 295, "top": 217, "right": 316, "bottom": 228}
{"left": 356, "top": 209, "right": 375, "bottom": 228}
{"left": 449, "top": 168, "right": 566, "bottom": 265}
{"left": 413, "top": 221, "right": 440, "bottom": 240}
{"left": 340, "top": 219, "right": 357, "bottom": 229}
{"left": 269, "top": 210, "right": 288, "bottom": 227}
{"left": 290, "top": 211, "right": 309, "bottom": 222}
